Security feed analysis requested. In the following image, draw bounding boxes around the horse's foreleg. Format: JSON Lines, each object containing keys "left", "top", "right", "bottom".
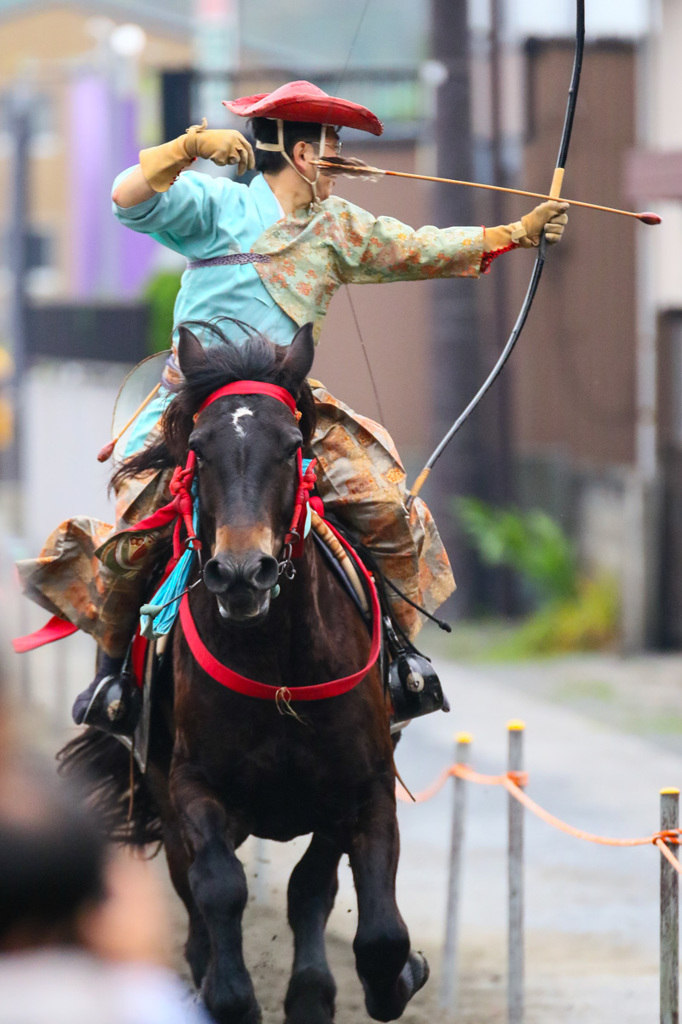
{"left": 173, "top": 773, "right": 259, "bottom": 1024}
{"left": 163, "top": 820, "right": 211, "bottom": 989}
{"left": 285, "top": 833, "right": 342, "bottom": 1024}
{"left": 348, "top": 782, "right": 429, "bottom": 1022}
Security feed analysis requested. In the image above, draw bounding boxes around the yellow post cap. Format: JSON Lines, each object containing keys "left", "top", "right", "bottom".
{"left": 455, "top": 732, "right": 472, "bottom": 744}
{"left": 660, "top": 788, "right": 680, "bottom": 796}
{"left": 507, "top": 719, "right": 526, "bottom": 731}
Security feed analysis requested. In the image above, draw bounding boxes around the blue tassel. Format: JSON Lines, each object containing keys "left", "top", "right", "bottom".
{"left": 140, "top": 493, "right": 199, "bottom": 640}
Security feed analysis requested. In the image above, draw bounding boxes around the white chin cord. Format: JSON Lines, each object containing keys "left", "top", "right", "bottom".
{"left": 256, "top": 119, "right": 327, "bottom": 208}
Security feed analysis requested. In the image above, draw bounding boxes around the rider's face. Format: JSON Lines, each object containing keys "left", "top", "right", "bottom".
{"left": 302, "top": 133, "right": 341, "bottom": 201}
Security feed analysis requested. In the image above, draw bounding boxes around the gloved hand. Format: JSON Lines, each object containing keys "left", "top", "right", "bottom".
{"left": 485, "top": 200, "right": 569, "bottom": 252}
{"left": 185, "top": 121, "right": 255, "bottom": 174}
{"left": 139, "top": 120, "right": 255, "bottom": 193}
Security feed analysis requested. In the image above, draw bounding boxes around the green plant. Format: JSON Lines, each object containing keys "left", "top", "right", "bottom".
{"left": 496, "top": 576, "right": 620, "bottom": 656}
{"left": 455, "top": 496, "right": 577, "bottom": 604}
{"left": 143, "top": 270, "right": 182, "bottom": 354}
{"left": 453, "top": 497, "right": 620, "bottom": 655}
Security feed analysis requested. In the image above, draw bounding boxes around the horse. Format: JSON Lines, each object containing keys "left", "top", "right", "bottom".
{"left": 61, "top": 320, "right": 429, "bottom": 1024}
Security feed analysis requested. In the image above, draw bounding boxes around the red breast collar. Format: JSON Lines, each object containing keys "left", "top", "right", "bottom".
{"left": 179, "top": 519, "right": 381, "bottom": 702}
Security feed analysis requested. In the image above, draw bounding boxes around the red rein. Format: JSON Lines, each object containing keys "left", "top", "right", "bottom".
{"left": 183, "top": 380, "right": 381, "bottom": 703}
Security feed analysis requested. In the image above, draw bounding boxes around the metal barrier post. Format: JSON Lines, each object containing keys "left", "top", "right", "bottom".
{"left": 440, "top": 732, "right": 472, "bottom": 1013}
{"left": 508, "top": 720, "right": 525, "bottom": 1024}
{"left": 660, "top": 787, "right": 679, "bottom": 1024}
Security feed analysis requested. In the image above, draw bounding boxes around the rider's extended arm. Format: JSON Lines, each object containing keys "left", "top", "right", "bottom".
{"left": 331, "top": 199, "right": 569, "bottom": 285}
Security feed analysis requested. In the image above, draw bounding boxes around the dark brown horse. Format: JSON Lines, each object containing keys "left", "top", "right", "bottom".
{"left": 63, "top": 320, "right": 428, "bottom": 1024}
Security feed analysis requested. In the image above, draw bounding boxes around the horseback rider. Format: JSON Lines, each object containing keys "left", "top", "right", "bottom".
{"left": 17, "top": 81, "right": 568, "bottom": 733}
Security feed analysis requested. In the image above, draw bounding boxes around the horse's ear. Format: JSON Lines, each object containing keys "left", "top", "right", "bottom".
{"left": 281, "top": 323, "right": 315, "bottom": 394}
{"left": 177, "top": 325, "right": 206, "bottom": 376}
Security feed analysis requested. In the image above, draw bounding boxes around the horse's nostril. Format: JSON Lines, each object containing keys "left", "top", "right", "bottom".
{"left": 251, "top": 555, "right": 279, "bottom": 591}
{"left": 204, "top": 553, "right": 278, "bottom": 595}
{"left": 203, "top": 557, "right": 235, "bottom": 594}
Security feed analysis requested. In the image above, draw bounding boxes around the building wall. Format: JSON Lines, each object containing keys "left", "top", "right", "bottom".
{"left": 480, "top": 40, "right": 641, "bottom": 606}
{"left": 511, "top": 40, "right": 637, "bottom": 470}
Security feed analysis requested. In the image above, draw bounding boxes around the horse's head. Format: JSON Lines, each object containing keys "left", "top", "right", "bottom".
{"left": 167, "top": 321, "right": 315, "bottom": 626}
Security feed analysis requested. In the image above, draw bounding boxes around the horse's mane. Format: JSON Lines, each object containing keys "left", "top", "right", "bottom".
{"left": 112, "top": 319, "right": 317, "bottom": 488}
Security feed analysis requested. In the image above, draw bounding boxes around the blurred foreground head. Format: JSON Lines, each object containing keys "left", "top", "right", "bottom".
{"left": 0, "top": 762, "right": 106, "bottom": 951}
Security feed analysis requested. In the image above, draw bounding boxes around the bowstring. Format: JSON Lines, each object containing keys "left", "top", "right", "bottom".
{"left": 346, "top": 288, "right": 385, "bottom": 423}
{"left": 333, "top": 0, "right": 373, "bottom": 94}
{"left": 331, "top": 0, "right": 386, "bottom": 424}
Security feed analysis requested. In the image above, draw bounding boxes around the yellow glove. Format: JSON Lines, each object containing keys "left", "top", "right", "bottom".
{"left": 185, "top": 121, "right": 255, "bottom": 175}
{"left": 139, "top": 120, "right": 255, "bottom": 193}
{"left": 485, "top": 200, "right": 569, "bottom": 252}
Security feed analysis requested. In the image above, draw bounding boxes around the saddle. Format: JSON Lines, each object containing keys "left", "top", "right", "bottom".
{"left": 314, "top": 511, "right": 449, "bottom": 729}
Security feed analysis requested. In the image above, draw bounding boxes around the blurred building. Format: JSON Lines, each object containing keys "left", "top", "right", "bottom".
{"left": 0, "top": 2, "right": 192, "bottom": 310}
{"left": 502, "top": 6, "right": 682, "bottom": 650}
{"left": 2, "top": 1, "right": 680, "bottom": 656}
{"left": 503, "top": 38, "right": 641, "bottom": 635}
{"left": 624, "top": 0, "right": 682, "bottom": 646}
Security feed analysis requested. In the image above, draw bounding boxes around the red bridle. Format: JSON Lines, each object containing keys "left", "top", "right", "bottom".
{"left": 195, "top": 380, "right": 298, "bottom": 417}
{"left": 183, "top": 379, "right": 381, "bottom": 704}
{"left": 193, "top": 379, "right": 315, "bottom": 554}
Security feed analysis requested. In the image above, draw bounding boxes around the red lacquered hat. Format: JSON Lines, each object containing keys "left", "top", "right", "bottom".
{"left": 223, "top": 80, "right": 383, "bottom": 136}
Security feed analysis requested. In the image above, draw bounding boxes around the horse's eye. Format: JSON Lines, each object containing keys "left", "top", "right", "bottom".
{"left": 284, "top": 443, "right": 301, "bottom": 462}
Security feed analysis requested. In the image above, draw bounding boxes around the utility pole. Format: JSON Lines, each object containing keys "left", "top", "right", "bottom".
{"left": 5, "top": 87, "right": 30, "bottom": 520}
{"left": 194, "top": 0, "right": 239, "bottom": 125}
{"left": 429, "top": 0, "right": 484, "bottom": 617}
{"left": 487, "top": 0, "right": 515, "bottom": 614}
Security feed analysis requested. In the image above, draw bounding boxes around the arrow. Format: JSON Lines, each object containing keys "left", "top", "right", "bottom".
{"left": 97, "top": 382, "right": 162, "bottom": 463}
{"left": 314, "top": 156, "right": 661, "bottom": 225}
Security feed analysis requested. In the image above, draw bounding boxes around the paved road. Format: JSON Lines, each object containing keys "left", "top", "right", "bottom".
{"left": 394, "top": 656, "right": 682, "bottom": 1021}
{"left": 238, "top": 654, "right": 682, "bottom": 1021}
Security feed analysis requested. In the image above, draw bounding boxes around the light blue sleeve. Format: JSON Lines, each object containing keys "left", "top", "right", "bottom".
{"left": 111, "top": 167, "right": 238, "bottom": 260}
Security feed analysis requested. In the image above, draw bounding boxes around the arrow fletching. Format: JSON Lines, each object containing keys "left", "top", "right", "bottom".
{"left": 315, "top": 156, "right": 385, "bottom": 181}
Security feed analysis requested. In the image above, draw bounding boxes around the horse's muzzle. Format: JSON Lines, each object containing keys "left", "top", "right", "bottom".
{"left": 203, "top": 551, "right": 279, "bottom": 623}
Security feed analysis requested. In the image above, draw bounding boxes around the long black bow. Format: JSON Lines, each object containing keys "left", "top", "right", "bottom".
{"left": 407, "top": 1, "right": 586, "bottom": 505}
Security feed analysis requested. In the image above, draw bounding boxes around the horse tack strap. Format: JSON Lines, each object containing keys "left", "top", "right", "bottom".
{"left": 287, "top": 451, "right": 317, "bottom": 555}
{"left": 13, "top": 614, "right": 78, "bottom": 653}
{"left": 195, "top": 380, "right": 297, "bottom": 418}
{"left": 179, "top": 522, "right": 381, "bottom": 702}
{"left": 196, "top": 379, "right": 312, "bottom": 557}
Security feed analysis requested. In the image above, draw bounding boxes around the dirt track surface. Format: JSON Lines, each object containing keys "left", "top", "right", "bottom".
{"left": 153, "top": 650, "right": 682, "bottom": 1023}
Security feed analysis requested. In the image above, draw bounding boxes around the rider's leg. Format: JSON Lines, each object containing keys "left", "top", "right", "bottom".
{"left": 69, "top": 466, "right": 173, "bottom": 732}
{"left": 309, "top": 384, "right": 455, "bottom": 641}
{"left": 17, "top": 466, "right": 172, "bottom": 732}
{"left": 69, "top": 565, "right": 146, "bottom": 732}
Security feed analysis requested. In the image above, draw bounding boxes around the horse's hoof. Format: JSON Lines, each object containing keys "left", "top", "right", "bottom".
{"left": 400, "top": 950, "right": 429, "bottom": 998}
{"left": 363, "top": 948, "right": 430, "bottom": 1021}
{"left": 200, "top": 981, "right": 262, "bottom": 1024}
{"left": 284, "top": 966, "right": 336, "bottom": 1024}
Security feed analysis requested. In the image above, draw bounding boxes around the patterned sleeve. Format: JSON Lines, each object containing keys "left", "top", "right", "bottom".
{"left": 112, "top": 168, "right": 237, "bottom": 260}
{"left": 330, "top": 202, "right": 485, "bottom": 284}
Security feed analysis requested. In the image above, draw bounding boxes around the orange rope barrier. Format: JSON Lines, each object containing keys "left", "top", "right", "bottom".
{"left": 395, "top": 763, "right": 529, "bottom": 804}
{"left": 656, "top": 837, "right": 682, "bottom": 873}
{"left": 396, "top": 761, "right": 682, "bottom": 873}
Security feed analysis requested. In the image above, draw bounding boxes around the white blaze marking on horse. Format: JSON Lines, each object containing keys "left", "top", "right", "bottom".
{"left": 231, "top": 407, "right": 253, "bottom": 438}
